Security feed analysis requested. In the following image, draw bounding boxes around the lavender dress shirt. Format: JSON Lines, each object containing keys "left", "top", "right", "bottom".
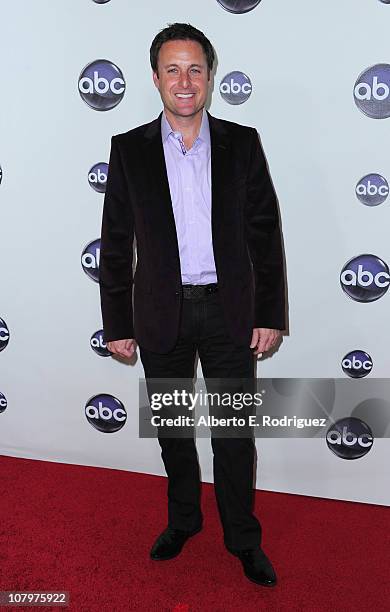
{"left": 161, "top": 108, "right": 218, "bottom": 285}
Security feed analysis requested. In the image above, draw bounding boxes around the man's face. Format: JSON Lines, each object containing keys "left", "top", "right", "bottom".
{"left": 153, "top": 39, "right": 210, "bottom": 118}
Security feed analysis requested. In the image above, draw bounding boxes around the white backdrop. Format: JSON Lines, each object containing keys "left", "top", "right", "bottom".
{"left": 1, "top": 0, "right": 389, "bottom": 506}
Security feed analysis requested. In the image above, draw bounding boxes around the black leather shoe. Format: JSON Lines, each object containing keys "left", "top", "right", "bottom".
{"left": 150, "top": 525, "right": 202, "bottom": 561}
{"left": 229, "top": 547, "right": 277, "bottom": 587}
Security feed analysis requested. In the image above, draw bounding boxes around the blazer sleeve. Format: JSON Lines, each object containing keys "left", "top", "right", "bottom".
{"left": 99, "top": 135, "right": 135, "bottom": 343}
{"left": 244, "top": 128, "right": 286, "bottom": 330}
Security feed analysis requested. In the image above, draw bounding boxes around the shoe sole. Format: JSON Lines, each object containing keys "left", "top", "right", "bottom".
{"left": 228, "top": 549, "right": 277, "bottom": 587}
{"left": 150, "top": 525, "right": 203, "bottom": 561}
{"left": 244, "top": 573, "right": 277, "bottom": 587}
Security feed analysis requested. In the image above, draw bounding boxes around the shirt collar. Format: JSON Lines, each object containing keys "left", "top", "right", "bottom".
{"left": 161, "top": 108, "right": 210, "bottom": 148}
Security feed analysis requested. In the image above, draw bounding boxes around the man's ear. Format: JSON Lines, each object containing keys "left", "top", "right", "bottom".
{"left": 152, "top": 70, "right": 159, "bottom": 89}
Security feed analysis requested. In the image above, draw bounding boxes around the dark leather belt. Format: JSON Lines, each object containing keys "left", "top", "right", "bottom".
{"left": 182, "top": 283, "right": 219, "bottom": 299}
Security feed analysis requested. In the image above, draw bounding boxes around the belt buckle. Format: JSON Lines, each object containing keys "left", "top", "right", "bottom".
{"left": 192, "top": 285, "right": 204, "bottom": 298}
{"left": 182, "top": 284, "right": 202, "bottom": 299}
{"left": 182, "top": 283, "right": 217, "bottom": 299}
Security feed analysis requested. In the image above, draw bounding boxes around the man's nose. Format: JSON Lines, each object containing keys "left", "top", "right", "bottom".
{"left": 178, "top": 73, "right": 191, "bottom": 88}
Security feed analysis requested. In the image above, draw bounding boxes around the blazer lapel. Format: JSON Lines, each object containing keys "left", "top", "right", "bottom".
{"left": 142, "top": 112, "right": 180, "bottom": 272}
{"left": 142, "top": 110, "right": 173, "bottom": 216}
{"left": 207, "top": 110, "right": 230, "bottom": 231}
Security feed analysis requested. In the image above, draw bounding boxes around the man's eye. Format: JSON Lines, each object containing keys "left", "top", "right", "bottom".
{"left": 191, "top": 69, "right": 200, "bottom": 73}
{"left": 168, "top": 68, "right": 177, "bottom": 73}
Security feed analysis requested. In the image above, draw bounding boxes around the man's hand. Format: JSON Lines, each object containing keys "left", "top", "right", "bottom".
{"left": 107, "top": 338, "right": 137, "bottom": 359}
{"left": 250, "top": 328, "right": 281, "bottom": 356}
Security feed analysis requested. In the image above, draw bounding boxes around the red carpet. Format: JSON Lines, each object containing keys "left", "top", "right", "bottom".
{"left": 0, "top": 455, "right": 388, "bottom": 611}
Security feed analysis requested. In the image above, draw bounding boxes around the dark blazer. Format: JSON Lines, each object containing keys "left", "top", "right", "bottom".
{"left": 99, "top": 110, "right": 286, "bottom": 354}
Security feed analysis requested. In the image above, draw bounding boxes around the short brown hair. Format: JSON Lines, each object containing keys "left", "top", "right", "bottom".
{"left": 150, "top": 22, "right": 215, "bottom": 76}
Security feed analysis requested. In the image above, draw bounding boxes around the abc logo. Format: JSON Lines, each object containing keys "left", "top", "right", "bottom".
{"left": 216, "top": 0, "right": 261, "bottom": 14}
{"left": 85, "top": 394, "right": 127, "bottom": 433}
{"left": 0, "top": 165, "right": 2, "bottom": 185}
{"left": 81, "top": 238, "right": 100, "bottom": 282}
{"left": 78, "top": 60, "right": 125, "bottom": 111}
{"left": 88, "top": 163, "right": 108, "bottom": 193}
{"left": 342, "top": 350, "right": 373, "bottom": 378}
{"left": 220, "top": 71, "right": 252, "bottom": 105}
{"left": 354, "top": 64, "right": 390, "bottom": 119}
{"left": 90, "top": 330, "right": 112, "bottom": 357}
{"left": 326, "top": 417, "right": 373, "bottom": 459}
{"left": 379, "top": 0, "right": 390, "bottom": 3}
{"left": 340, "top": 254, "right": 390, "bottom": 302}
{"left": 0, "top": 392, "right": 7, "bottom": 413}
{"left": 356, "top": 174, "right": 389, "bottom": 207}
{"left": 0, "top": 318, "right": 10, "bottom": 351}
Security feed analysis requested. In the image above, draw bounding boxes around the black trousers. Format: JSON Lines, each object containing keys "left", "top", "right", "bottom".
{"left": 139, "top": 288, "right": 262, "bottom": 551}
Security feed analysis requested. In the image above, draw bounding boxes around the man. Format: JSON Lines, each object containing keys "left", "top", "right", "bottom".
{"left": 99, "top": 23, "right": 286, "bottom": 587}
